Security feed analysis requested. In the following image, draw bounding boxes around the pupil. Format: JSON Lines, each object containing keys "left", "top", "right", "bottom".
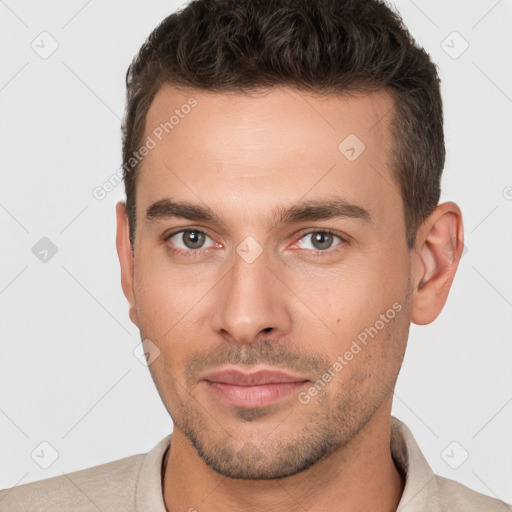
{"left": 185, "top": 230, "right": 204, "bottom": 249}
{"left": 314, "top": 232, "right": 332, "bottom": 250}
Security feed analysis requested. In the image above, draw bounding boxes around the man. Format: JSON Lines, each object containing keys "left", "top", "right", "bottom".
{"left": 1, "top": 0, "right": 510, "bottom": 510}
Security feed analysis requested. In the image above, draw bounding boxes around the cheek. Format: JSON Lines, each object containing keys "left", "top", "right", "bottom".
{"left": 288, "top": 256, "right": 399, "bottom": 318}
{"left": 133, "top": 260, "right": 218, "bottom": 381}
{"left": 133, "top": 257, "right": 210, "bottom": 336}
{"left": 287, "top": 257, "right": 407, "bottom": 361}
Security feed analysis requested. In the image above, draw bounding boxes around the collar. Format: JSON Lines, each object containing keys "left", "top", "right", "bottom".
{"left": 135, "top": 416, "right": 437, "bottom": 511}
{"left": 391, "top": 416, "right": 440, "bottom": 511}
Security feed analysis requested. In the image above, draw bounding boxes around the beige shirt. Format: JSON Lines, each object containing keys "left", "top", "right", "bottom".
{"left": 0, "top": 416, "right": 510, "bottom": 511}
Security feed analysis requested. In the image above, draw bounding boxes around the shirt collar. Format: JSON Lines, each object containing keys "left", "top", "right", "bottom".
{"left": 135, "top": 433, "right": 171, "bottom": 512}
{"left": 391, "top": 416, "right": 441, "bottom": 511}
{"left": 135, "top": 416, "right": 437, "bottom": 511}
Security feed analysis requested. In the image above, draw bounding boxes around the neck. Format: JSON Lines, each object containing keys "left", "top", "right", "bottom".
{"left": 162, "top": 407, "right": 405, "bottom": 512}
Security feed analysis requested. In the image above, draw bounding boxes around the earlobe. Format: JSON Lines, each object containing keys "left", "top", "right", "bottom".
{"left": 115, "top": 201, "right": 140, "bottom": 328}
{"left": 411, "top": 202, "right": 464, "bottom": 325}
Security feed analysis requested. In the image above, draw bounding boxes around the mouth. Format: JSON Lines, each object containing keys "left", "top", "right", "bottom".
{"left": 200, "top": 367, "right": 310, "bottom": 408}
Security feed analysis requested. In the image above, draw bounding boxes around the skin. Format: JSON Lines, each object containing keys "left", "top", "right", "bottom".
{"left": 116, "top": 85, "right": 464, "bottom": 512}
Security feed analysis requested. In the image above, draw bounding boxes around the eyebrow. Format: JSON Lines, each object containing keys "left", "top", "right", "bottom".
{"left": 145, "top": 196, "right": 373, "bottom": 228}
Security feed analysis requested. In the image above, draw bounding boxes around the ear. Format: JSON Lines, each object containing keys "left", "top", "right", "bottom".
{"left": 411, "top": 201, "right": 464, "bottom": 325}
{"left": 115, "top": 201, "right": 140, "bottom": 327}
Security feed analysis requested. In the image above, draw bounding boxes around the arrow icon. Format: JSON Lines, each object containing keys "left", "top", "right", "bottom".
{"left": 134, "top": 339, "right": 160, "bottom": 366}
{"left": 236, "top": 236, "right": 263, "bottom": 263}
{"left": 32, "top": 237, "right": 58, "bottom": 262}
{"left": 31, "top": 31, "right": 59, "bottom": 60}
{"left": 338, "top": 134, "right": 365, "bottom": 161}
{"left": 31, "top": 441, "right": 59, "bottom": 468}
{"left": 440, "top": 31, "right": 468, "bottom": 60}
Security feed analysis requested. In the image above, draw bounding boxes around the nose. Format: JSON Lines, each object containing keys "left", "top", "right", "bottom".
{"left": 212, "top": 243, "right": 293, "bottom": 345}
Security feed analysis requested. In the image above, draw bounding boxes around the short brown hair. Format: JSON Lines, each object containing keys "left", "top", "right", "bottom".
{"left": 121, "top": 0, "right": 444, "bottom": 250}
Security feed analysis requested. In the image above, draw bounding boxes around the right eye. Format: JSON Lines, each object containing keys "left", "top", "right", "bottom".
{"left": 164, "top": 229, "right": 219, "bottom": 256}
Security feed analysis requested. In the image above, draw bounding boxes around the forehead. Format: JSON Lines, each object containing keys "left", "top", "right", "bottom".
{"left": 137, "top": 85, "right": 400, "bottom": 228}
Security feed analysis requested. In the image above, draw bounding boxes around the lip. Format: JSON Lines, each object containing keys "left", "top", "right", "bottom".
{"left": 202, "top": 368, "right": 308, "bottom": 386}
{"left": 201, "top": 367, "right": 310, "bottom": 408}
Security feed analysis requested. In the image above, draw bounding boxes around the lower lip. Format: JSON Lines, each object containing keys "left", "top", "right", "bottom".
{"left": 203, "top": 381, "right": 309, "bottom": 408}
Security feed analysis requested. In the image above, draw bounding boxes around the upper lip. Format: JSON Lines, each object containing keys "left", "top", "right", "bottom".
{"left": 201, "top": 367, "right": 309, "bottom": 386}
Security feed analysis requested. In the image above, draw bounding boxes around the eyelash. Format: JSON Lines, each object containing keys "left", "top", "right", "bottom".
{"left": 163, "top": 228, "right": 347, "bottom": 259}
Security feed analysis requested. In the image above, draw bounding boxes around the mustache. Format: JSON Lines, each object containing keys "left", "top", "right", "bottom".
{"left": 185, "top": 339, "right": 330, "bottom": 385}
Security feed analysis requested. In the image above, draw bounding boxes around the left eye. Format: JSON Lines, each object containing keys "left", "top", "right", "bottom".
{"left": 297, "top": 231, "right": 344, "bottom": 251}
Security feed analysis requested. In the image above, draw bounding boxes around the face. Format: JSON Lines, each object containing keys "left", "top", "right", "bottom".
{"left": 120, "top": 85, "right": 416, "bottom": 479}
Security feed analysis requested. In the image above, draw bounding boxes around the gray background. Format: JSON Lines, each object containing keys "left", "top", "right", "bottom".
{"left": 1, "top": 0, "right": 511, "bottom": 503}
